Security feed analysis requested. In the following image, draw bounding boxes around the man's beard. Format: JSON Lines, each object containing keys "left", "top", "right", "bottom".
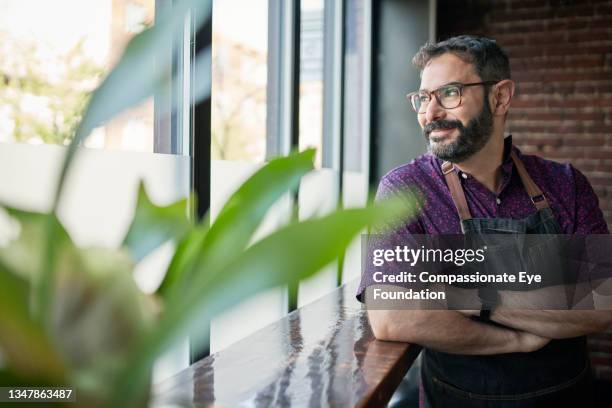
{"left": 423, "top": 101, "right": 493, "bottom": 163}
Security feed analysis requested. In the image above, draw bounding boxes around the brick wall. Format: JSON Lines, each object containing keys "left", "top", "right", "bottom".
{"left": 437, "top": 0, "right": 612, "bottom": 383}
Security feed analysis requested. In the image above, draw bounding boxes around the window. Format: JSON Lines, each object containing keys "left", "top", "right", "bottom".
{"left": 0, "top": 0, "right": 167, "bottom": 153}
{"left": 299, "top": 0, "right": 325, "bottom": 168}
{"left": 211, "top": 0, "right": 268, "bottom": 162}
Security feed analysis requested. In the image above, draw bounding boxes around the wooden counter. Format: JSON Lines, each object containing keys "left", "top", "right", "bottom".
{"left": 152, "top": 280, "right": 420, "bottom": 407}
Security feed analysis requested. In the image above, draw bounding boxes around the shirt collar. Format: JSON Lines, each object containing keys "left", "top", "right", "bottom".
{"left": 434, "top": 134, "right": 517, "bottom": 183}
{"left": 498, "top": 135, "right": 516, "bottom": 192}
{"left": 501, "top": 134, "right": 514, "bottom": 174}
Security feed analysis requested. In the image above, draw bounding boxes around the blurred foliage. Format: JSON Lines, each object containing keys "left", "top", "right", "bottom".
{"left": 211, "top": 32, "right": 267, "bottom": 162}
{"left": 0, "top": 35, "right": 103, "bottom": 145}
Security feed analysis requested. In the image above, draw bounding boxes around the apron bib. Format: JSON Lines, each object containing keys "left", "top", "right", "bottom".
{"left": 422, "top": 152, "right": 592, "bottom": 408}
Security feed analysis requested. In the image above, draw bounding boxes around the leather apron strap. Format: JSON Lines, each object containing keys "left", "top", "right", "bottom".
{"left": 441, "top": 161, "right": 472, "bottom": 221}
{"left": 510, "top": 151, "right": 550, "bottom": 210}
{"left": 441, "top": 150, "right": 550, "bottom": 221}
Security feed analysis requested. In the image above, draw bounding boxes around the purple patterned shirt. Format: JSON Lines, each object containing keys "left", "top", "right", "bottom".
{"left": 357, "top": 136, "right": 609, "bottom": 299}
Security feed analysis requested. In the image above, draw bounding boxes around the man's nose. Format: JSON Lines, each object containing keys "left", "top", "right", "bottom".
{"left": 424, "top": 97, "right": 446, "bottom": 124}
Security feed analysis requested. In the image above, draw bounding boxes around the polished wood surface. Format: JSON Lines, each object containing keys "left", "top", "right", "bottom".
{"left": 152, "top": 280, "right": 420, "bottom": 407}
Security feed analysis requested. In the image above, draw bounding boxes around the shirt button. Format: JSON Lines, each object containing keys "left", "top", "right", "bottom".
{"left": 461, "top": 173, "right": 468, "bottom": 179}
{"left": 496, "top": 198, "right": 501, "bottom": 205}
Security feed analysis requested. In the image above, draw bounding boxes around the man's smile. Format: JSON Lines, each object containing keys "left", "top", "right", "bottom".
{"left": 428, "top": 127, "right": 458, "bottom": 141}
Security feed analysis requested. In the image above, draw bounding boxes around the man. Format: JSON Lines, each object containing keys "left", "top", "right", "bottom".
{"left": 359, "top": 35, "right": 612, "bottom": 407}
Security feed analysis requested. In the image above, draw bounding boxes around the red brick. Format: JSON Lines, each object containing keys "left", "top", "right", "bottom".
{"left": 511, "top": 99, "right": 546, "bottom": 108}
{"left": 564, "top": 57, "right": 606, "bottom": 68}
{"left": 547, "top": 99, "right": 597, "bottom": 108}
{"left": 520, "top": 136, "right": 563, "bottom": 147}
{"left": 573, "top": 162, "right": 603, "bottom": 172}
{"left": 509, "top": 0, "right": 553, "bottom": 10}
{"left": 546, "top": 72, "right": 612, "bottom": 82}
{"left": 593, "top": 83, "right": 612, "bottom": 93}
{"left": 512, "top": 58, "right": 606, "bottom": 73}
{"left": 555, "top": 4, "right": 596, "bottom": 18}
{"left": 548, "top": 21, "right": 571, "bottom": 31}
{"left": 493, "top": 21, "right": 548, "bottom": 34}
{"left": 600, "top": 200, "right": 612, "bottom": 211}
{"left": 596, "top": 4, "right": 612, "bottom": 16}
{"left": 566, "top": 112, "right": 607, "bottom": 121}
{"left": 591, "top": 353, "right": 612, "bottom": 367}
{"left": 593, "top": 186, "right": 610, "bottom": 198}
{"left": 510, "top": 124, "right": 612, "bottom": 134}
{"left": 591, "top": 18, "right": 612, "bottom": 29}
{"left": 595, "top": 164, "right": 612, "bottom": 172}
{"left": 510, "top": 112, "right": 564, "bottom": 121}
{"left": 569, "top": 30, "right": 612, "bottom": 43}
{"left": 590, "top": 176, "right": 612, "bottom": 186}
{"left": 490, "top": 9, "right": 554, "bottom": 23}
{"left": 547, "top": 45, "right": 612, "bottom": 57}
{"left": 587, "top": 150, "right": 612, "bottom": 159}
{"left": 527, "top": 32, "right": 567, "bottom": 45}
{"left": 535, "top": 149, "right": 584, "bottom": 159}
{"left": 494, "top": 34, "right": 526, "bottom": 47}
{"left": 511, "top": 56, "right": 566, "bottom": 70}
{"left": 505, "top": 46, "right": 546, "bottom": 59}
{"left": 563, "top": 136, "right": 607, "bottom": 146}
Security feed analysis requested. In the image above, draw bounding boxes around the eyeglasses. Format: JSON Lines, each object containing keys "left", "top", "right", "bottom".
{"left": 407, "top": 81, "right": 499, "bottom": 113}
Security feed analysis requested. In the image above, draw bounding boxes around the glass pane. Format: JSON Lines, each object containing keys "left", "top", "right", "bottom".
{"left": 342, "top": 0, "right": 369, "bottom": 287}
{"left": 344, "top": 0, "right": 365, "bottom": 173}
{"left": 210, "top": 0, "right": 279, "bottom": 353}
{"left": 0, "top": 0, "right": 163, "bottom": 153}
{"left": 300, "top": 0, "right": 325, "bottom": 168}
{"left": 211, "top": 0, "right": 268, "bottom": 163}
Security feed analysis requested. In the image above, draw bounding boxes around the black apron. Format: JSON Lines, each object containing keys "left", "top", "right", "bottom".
{"left": 421, "top": 151, "right": 593, "bottom": 408}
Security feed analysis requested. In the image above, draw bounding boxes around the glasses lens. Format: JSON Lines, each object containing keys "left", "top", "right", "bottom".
{"left": 438, "top": 85, "right": 461, "bottom": 109}
{"left": 410, "top": 93, "right": 428, "bottom": 113}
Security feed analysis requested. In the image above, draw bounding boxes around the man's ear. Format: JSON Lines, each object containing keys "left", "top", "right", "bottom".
{"left": 491, "top": 79, "right": 515, "bottom": 116}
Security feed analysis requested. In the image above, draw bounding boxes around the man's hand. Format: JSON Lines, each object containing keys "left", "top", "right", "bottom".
{"left": 492, "top": 309, "right": 612, "bottom": 339}
{"left": 516, "top": 331, "right": 551, "bottom": 353}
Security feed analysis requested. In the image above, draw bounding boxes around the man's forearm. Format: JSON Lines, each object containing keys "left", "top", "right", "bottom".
{"left": 367, "top": 309, "right": 542, "bottom": 355}
{"left": 491, "top": 310, "right": 612, "bottom": 339}
{"left": 493, "top": 286, "right": 612, "bottom": 338}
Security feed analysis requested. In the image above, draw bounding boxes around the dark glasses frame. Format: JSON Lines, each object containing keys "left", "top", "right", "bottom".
{"left": 406, "top": 81, "right": 499, "bottom": 113}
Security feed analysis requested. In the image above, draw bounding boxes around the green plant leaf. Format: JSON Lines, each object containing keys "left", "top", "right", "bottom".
{"left": 123, "top": 182, "right": 191, "bottom": 263}
{"left": 0, "top": 207, "right": 74, "bottom": 326}
{"left": 0, "top": 207, "right": 71, "bottom": 280}
{"left": 157, "top": 149, "right": 315, "bottom": 299}
{"left": 157, "top": 223, "right": 209, "bottom": 300}
{"left": 0, "top": 260, "right": 67, "bottom": 384}
{"left": 114, "top": 196, "right": 416, "bottom": 405}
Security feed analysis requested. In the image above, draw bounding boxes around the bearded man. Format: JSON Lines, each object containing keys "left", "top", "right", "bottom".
{"left": 358, "top": 35, "right": 612, "bottom": 407}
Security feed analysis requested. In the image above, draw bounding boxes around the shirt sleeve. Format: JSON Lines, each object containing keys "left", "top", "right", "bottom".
{"left": 571, "top": 165, "right": 609, "bottom": 235}
{"left": 355, "top": 174, "right": 425, "bottom": 302}
{"left": 375, "top": 176, "right": 426, "bottom": 235}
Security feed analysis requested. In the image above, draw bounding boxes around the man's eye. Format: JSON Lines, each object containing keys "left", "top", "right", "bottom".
{"left": 441, "top": 87, "right": 460, "bottom": 98}
{"left": 418, "top": 94, "right": 429, "bottom": 103}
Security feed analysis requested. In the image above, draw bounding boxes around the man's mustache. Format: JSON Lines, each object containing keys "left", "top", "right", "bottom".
{"left": 424, "top": 120, "right": 463, "bottom": 137}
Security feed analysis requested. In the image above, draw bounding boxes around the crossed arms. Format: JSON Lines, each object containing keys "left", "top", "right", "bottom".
{"left": 366, "top": 288, "right": 612, "bottom": 354}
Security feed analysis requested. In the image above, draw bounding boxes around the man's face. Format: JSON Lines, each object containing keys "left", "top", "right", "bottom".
{"left": 417, "top": 53, "right": 493, "bottom": 163}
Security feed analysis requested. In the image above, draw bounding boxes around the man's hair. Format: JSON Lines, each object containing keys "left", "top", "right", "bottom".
{"left": 412, "top": 35, "right": 511, "bottom": 81}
